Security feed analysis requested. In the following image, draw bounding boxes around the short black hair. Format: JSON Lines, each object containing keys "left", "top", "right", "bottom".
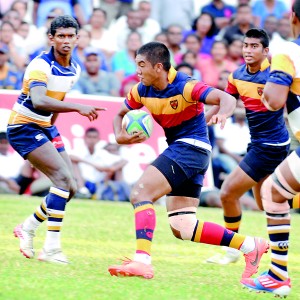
{"left": 49, "top": 15, "right": 79, "bottom": 36}
{"left": 137, "top": 42, "right": 171, "bottom": 71}
{"left": 0, "top": 131, "right": 7, "bottom": 140}
{"left": 85, "top": 127, "right": 99, "bottom": 135}
{"left": 175, "top": 62, "right": 194, "bottom": 72}
{"left": 292, "top": 0, "right": 300, "bottom": 20}
{"left": 244, "top": 28, "right": 270, "bottom": 48}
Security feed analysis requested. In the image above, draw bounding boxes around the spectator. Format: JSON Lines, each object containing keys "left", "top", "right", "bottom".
{"left": 263, "top": 14, "right": 278, "bottom": 39}
{"left": 200, "top": 187, "right": 259, "bottom": 211}
{"left": 174, "top": 33, "right": 201, "bottom": 65}
{"left": 212, "top": 108, "right": 251, "bottom": 188}
{"left": 111, "top": 30, "right": 142, "bottom": 82}
{"left": 269, "top": 15, "right": 292, "bottom": 54}
{"left": 216, "top": 69, "right": 230, "bottom": 91}
{"left": 166, "top": 24, "right": 184, "bottom": 64}
{"left": 201, "top": 0, "right": 236, "bottom": 30}
{"left": 221, "top": 4, "right": 255, "bottom": 45}
{"left": 175, "top": 62, "right": 194, "bottom": 77}
{"left": 199, "top": 40, "right": 237, "bottom": 87}
{"left": 86, "top": 8, "right": 118, "bottom": 60}
{"left": 73, "top": 47, "right": 120, "bottom": 96}
{"left": 0, "top": 0, "right": 17, "bottom": 18}
{"left": 0, "top": 131, "right": 24, "bottom": 194}
{"left": 33, "top": 0, "right": 86, "bottom": 27}
{"left": 150, "top": 0, "right": 195, "bottom": 31}
{"left": 0, "top": 21, "right": 28, "bottom": 71}
{"left": 181, "top": 51, "right": 202, "bottom": 80}
{"left": 277, "top": 15, "right": 293, "bottom": 41}
{"left": 109, "top": 9, "right": 143, "bottom": 51}
{"left": 136, "top": 0, "right": 161, "bottom": 43}
{"left": 227, "top": 37, "right": 244, "bottom": 67}
{"left": 0, "top": 42, "right": 22, "bottom": 89}
{"left": 97, "top": 0, "right": 120, "bottom": 28}
{"left": 10, "top": 0, "right": 30, "bottom": 21}
{"left": 119, "top": 73, "right": 139, "bottom": 97}
{"left": 118, "top": 0, "right": 133, "bottom": 17}
{"left": 154, "top": 31, "right": 169, "bottom": 47}
{"left": 34, "top": 10, "right": 64, "bottom": 56}
{"left": 252, "top": 0, "right": 289, "bottom": 28}
{"left": 186, "top": 12, "right": 218, "bottom": 56}
{"left": 70, "top": 127, "right": 128, "bottom": 199}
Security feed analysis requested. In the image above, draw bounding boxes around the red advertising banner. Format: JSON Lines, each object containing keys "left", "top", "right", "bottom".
{"left": 0, "top": 90, "right": 214, "bottom": 188}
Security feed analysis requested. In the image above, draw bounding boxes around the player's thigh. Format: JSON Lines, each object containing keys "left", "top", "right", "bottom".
{"left": 27, "top": 142, "right": 70, "bottom": 180}
{"left": 166, "top": 195, "right": 200, "bottom": 212}
{"left": 221, "top": 166, "right": 256, "bottom": 198}
{"left": 272, "top": 149, "right": 300, "bottom": 202}
{"left": 131, "top": 165, "right": 172, "bottom": 203}
{"left": 252, "top": 176, "right": 268, "bottom": 210}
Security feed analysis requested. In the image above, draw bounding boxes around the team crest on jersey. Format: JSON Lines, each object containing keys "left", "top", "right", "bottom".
{"left": 257, "top": 87, "right": 264, "bottom": 96}
{"left": 170, "top": 99, "right": 178, "bottom": 110}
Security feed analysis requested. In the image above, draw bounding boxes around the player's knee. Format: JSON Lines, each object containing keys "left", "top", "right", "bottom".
{"left": 261, "top": 174, "right": 291, "bottom": 219}
{"left": 168, "top": 207, "right": 197, "bottom": 240}
{"left": 220, "top": 185, "right": 235, "bottom": 205}
{"left": 51, "top": 168, "right": 73, "bottom": 191}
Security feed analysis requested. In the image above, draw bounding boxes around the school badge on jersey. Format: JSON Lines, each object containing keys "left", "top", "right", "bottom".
{"left": 257, "top": 87, "right": 264, "bottom": 96}
{"left": 170, "top": 99, "right": 178, "bottom": 110}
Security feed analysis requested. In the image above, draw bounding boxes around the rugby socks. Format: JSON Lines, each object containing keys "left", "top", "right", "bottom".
{"left": 44, "top": 187, "right": 69, "bottom": 251}
{"left": 133, "top": 201, "right": 156, "bottom": 265}
{"left": 191, "top": 221, "right": 252, "bottom": 251}
{"left": 224, "top": 215, "right": 242, "bottom": 233}
{"left": 23, "top": 197, "right": 47, "bottom": 232}
{"left": 267, "top": 223, "right": 290, "bottom": 281}
{"left": 288, "top": 194, "right": 300, "bottom": 209}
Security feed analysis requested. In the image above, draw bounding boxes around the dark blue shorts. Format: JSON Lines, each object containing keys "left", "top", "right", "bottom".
{"left": 7, "top": 123, "right": 65, "bottom": 158}
{"left": 239, "top": 143, "right": 290, "bottom": 182}
{"left": 151, "top": 142, "right": 210, "bottom": 198}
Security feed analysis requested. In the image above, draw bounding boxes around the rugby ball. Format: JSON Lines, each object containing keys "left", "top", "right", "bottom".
{"left": 122, "top": 110, "right": 153, "bottom": 138}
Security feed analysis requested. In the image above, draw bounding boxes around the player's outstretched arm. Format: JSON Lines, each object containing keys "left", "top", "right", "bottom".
{"left": 30, "top": 86, "right": 106, "bottom": 121}
{"left": 205, "top": 89, "right": 236, "bottom": 129}
{"left": 113, "top": 104, "right": 147, "bottom": 144}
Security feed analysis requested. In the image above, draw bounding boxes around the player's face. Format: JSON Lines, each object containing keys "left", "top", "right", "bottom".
{"left": 135, "top": 54, "right": 158, "bottom": 86}
{"left": 242, "top": 37, "right": 267, "bottom": 65}
{"left": 49, "top": 27, "right": 78, "bottom": 56}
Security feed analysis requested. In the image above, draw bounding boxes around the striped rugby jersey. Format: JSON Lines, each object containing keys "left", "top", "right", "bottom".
{"left": 125, "top": 66, "right": 213, "bottom": 145}
{"left": 226, "top": 58, "right": 289, "bottom": 145}
{"left": 8, "top": 47, "right": 81, "bottom": 128}
{"left": 268, "top": 37, "right": 300, "bottom": 142}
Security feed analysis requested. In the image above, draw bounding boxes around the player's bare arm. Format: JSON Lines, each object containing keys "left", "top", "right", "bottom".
{"left": 113, "top": 104, "right": 146, "bottom": 144}
{"left": 205, "top": 89, "right": 236, "bottom": 129}
{"left": 30, "top": 86, "right": 106, "bottom": 121}
{"left": 262, "top": 82, "right": 290, "bottom": 111}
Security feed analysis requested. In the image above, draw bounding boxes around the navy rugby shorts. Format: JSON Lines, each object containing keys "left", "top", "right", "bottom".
{"left": 7, "top": 123, "right": 65, "bottom": 158}
{"left": 152, "top": 141, "right": 210, "bottom": 198}
{"left": 240, "top": 142, "right": 290, "bottom": 182}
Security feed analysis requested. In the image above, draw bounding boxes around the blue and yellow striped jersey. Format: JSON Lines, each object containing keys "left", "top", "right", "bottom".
{"left": 8, "top": 47, "right": 81, "bottom": 128}
{"left": 125, "top": 67, "right": 213, "bottom": 145}
{"left": 226, "top": 58, "right": 289, "bottom": 145}
{"left": 268, "top": 37, "right": 300, "bottom": 141}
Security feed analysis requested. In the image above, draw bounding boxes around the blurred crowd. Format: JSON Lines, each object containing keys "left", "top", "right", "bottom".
{"left": 0, "top": 0, "right": 292, "bottom": 94}
{"left": 0, "top": 0, "right": 296, "bottom": 208}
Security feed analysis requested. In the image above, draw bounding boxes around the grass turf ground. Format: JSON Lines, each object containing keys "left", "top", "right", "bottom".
{"left": 1, "top": 195, "right": 300, "bottom": 300}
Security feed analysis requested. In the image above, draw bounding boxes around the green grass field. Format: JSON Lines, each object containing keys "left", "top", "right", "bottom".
{"left": 1, "top": 195, "right": 299, "bottom": 300}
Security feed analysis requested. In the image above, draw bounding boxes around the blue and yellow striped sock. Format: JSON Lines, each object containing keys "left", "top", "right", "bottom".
{"left": 44, "top": 187, "right": 69, "bottom": 250}
{"left": 267, "top": 223, "right": 290, "bottom": 281}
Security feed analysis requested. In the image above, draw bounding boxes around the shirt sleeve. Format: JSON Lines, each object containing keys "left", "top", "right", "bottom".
{"left": 268, "top": 53, "right": 294, "bottom": 86}
{"left": 124, "top": 83, "right": 144, "bottom": 110}
{"left": 188, "top": 80, "right": 214, "bottom": 103}
{"left": 24, "top": 58, "right": 50, "bottom": 89}
{"left": 225, "top": 73, "right": 239, "bottom": 97}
